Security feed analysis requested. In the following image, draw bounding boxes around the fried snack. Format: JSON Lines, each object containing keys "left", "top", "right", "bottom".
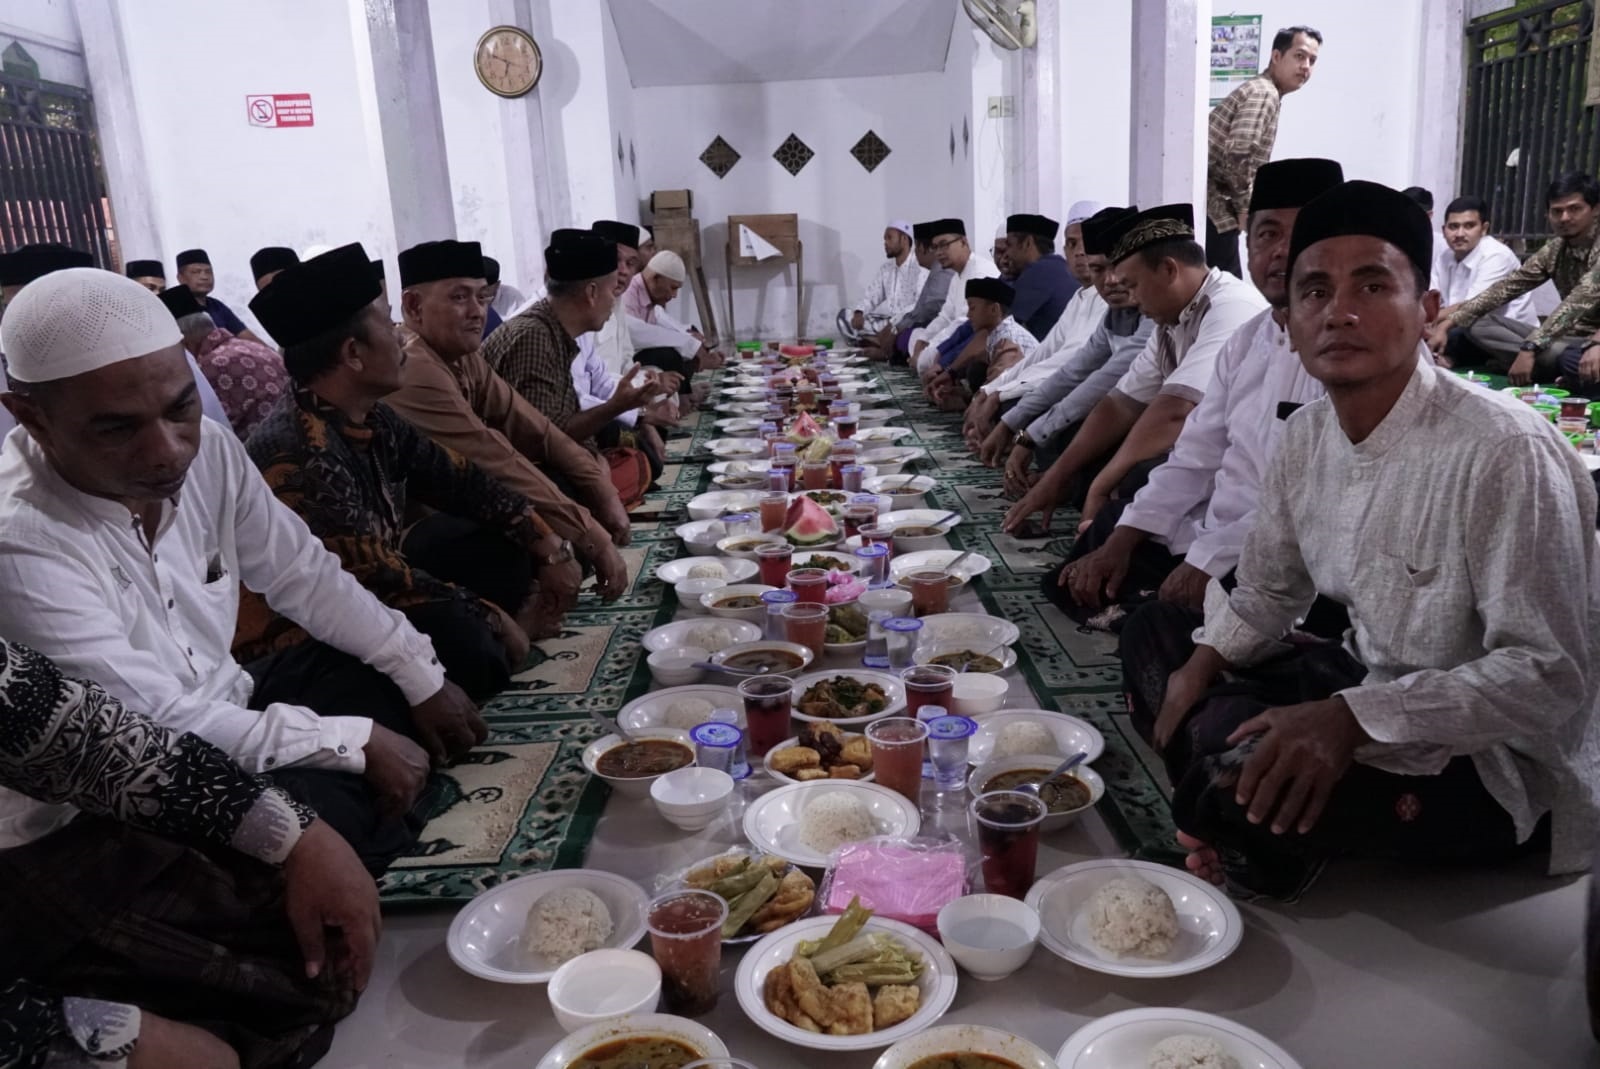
{"left": 825, "top": 982, "right": 873, "bottom": 1035}
{"left": 872, "top": 984, "right": 921, "bottom": 1028}
{"left": 683, "top": 853, "right": 748, "bottom": 889}
{"left": 750, "top": 869, "right": 816, "bottom": 932}
{"left": 764, "top": 961, "right": 822, "bottom": 1032}
{"left": 827, "top": 764, "right": 862, "bottom": 780}
{"left": 789, "top": 956, "right": 833, "bottom": 1028}
{"left": 795, "top": 767, "right": 830, "bottom": 781}
{"left": 770, "top": 746, "right": 822, "bottom": 775}
{"left": 839, "top": 736, "right": 873, "bottom": 771}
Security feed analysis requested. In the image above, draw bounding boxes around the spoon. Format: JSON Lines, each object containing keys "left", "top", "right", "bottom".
{"left": 941, "top": 549, "right": 974, "bottom": 577}
{"left": 589, "top": 707, "right": 633, "bottom": 741}
{"left": 1014, "top": 751, "right": 1089, "bottom": 797}
{"left": 959, "top": 639, "right": 1008, "bottom": 672}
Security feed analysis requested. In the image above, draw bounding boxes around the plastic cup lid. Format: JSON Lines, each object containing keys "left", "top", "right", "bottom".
{"left": 854, "top": 544, "right": 888, "bottom": 558}
{"left": 883, "top": 616, "right": 923, "bottom": 632}
{"left": 927, "top": 715, "right": 977, "bottom": 740}
{"left": 761, "top": 589, "right": 800, "bottom": 604}
{"left": 690, "top": 722, "right": 743, "bottom": 747}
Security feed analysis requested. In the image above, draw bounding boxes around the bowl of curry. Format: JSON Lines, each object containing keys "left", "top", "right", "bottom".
{"left": 582, "top": 728, "right": 697, "bottom": 798}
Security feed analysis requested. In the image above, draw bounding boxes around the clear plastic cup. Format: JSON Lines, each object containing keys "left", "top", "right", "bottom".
{"left": 970, "top": 791, "right": 1048, "bottom": 899}
{"left": 908, "top": 568, "right": 951, "bottom": 616}
{"left": 760, "top": 588, "right": 798, "bottom": 642}
{"left": 738, "top": 674, "right": 794, "bottom": 758}
{"left": 883, "top": 616, "right": 924, "bottom": 670}
{"left": 901, "top": 663, "right": 957, "bottom": 720}
{"left": 782, "top": 601, "right": 829, "bottom": 659}
{"left": 786, "top": 568, "right": 830, "bottom": 605}
{"left": 759, "top": 491, "right": 789, "bottom": 532}
{"left": 866, "top": 716, "right": 930, "bottom": 805}
{"left": 646, "top": 889, "right": 728, "bottom": 1015}
{"left": 853, "top": 543, "right": 889, "bottom": 585}
{"left": 927, "top": 714, "right": 977, "bottom": 792}
{"left": 756, "top": 542, "right": 793, "bottom": 587}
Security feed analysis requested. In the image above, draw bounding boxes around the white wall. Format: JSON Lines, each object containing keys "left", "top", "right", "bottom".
{"left": 632, "top": 69, "right": 968, "bottom": 339}
{"left": 428, "top": 1, "right": 517, "bottom": 256}
{"left": 1059, "top": 2, "right": 1133, "bottom": 207}
{"left": 602, "top": 2, "right": 640, "bottom": 220}
{"left": 77, "top": 0, "right": 393, "bottom": 338}
{"left": 0, "top": 0, "right": 86, "bottom": 87}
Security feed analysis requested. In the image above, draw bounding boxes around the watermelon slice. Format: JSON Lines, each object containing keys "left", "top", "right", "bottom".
{"left": 783, "top": 495, "right": 840, "bottom": 547}
{"left": 789, "top": 411, "right": 823, "bottom": 440}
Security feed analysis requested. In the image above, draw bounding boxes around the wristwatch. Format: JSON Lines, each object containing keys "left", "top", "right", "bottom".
{"left": 538, "top": 539, "right": 575, "bottom": 566}
{"left": 1016, "top": 431, "right": 1037, "bottom": 450}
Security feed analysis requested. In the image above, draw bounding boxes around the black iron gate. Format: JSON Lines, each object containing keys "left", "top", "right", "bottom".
{"left": 0, "top": 71, "right": 114, "bottom": 265}
{"left": 1462, "top": 0, "right": 1598, "bottom": 245}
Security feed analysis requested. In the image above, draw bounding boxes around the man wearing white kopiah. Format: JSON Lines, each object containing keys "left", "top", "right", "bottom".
{"left": 836, "top": 220, "right": 928, "bottom": 343}
{"left": 0, "top": 268, "right": 486, "bottom": 872}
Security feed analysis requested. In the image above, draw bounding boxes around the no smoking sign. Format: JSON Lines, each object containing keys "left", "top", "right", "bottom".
{"left": 245, "top": 93, "right": 314, "bottom": 128}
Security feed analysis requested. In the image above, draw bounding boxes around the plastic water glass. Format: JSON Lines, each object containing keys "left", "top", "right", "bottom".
{"left": 927, "top": 714, "right": 977, "bottom": 792}
{"left": 853, "top": 543, "right": 890, "bottom": 585}
{"left": 916, "top": 703, "right": 947, "bottom": 780}
{"left": 760, "top": 589, "right": 798, "bottom": 642}
{"left": 738, "top": 675, "right": 793, "bottom": 758}
{"left": 690, "top": 720, "right": 745, "bottom": 778}
{"left": 863, "top": 609, "right": 892, "bottom": 668}
{"left": 883, "top": 617, "right": 923, "bottom": 670}
{"left": 707, "top": 707, "right": 750, "bottom": 780}
{"left": 723, "top": 512, "right": 759, "bottom": 537}
{"left": 840, "top": 464, "right": 865, "bottom": 493}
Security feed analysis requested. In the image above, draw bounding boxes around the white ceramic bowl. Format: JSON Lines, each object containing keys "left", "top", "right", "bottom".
{"left": 881, "top": 509, "right": 961, "bottom": 553}
{"left": 655, "top": 556, "right": 759, "bottom": 586}
{"left": 447, "top": 869, "right": 649, "bottom": 984}
{"left": 581, "top": 727, "right": 696, "bottom": 799}
{"left": 547, "top": 949, "right": 661, "bottom": 1033}
{"left": 968, "top": 710, "right": 1105, "bottom": 766}
{"left": 949, "top": 671, "right": 1010, "bottom": 715}
{"left": 709, "top": 640, "right": 814, "bottom": 676}
{"left": 913, "top": 641, "right": 1018, "bottom": 674}
{"left": 676, "top": 519, "right": 731, "bottom": 556}
{"left": 875, "top": 1024, "right": 1056, "bottom": 1069}
{"left": 701, "top": 584, "right": 779, "bottom": 624}
{"left": 789, "top": 668, "right": 907, "bottom": 727}
{"left": 935, "top": 895, "right": 1041, "bottom": 982}
{"left": 705, "top": 437, "right": 768, "bottom": 460}
{"left": 966, "top": 755, "right": 1105, "bottom": 832}
{"left": 858, "top": 446, "right": 925, "bottom": 475}
{"left": 889, "top": 549, "right": 993, "bottom": 590}
{"left": 533, "top": 1014, "right": 729, "bottom": 1069}
{"left": 648, "top": 647, "right": 709, "bottom": 687}
{"left": 650, "top": 766, "right": 735, "bottom": 831}
{"left": 855, "top": 406, "right": 904, "bottom": 426}
{"left": 687, "top": 489, "right": 762, "bottom": 520}
{"left": 852, "top": 426, "right": 916, "bottom": 446}
{"left": 716, "top": 533, "right": 787, "bottom": 560}
{"left": 863, "top": 474, "right": 936, "bottom": 510}
{"left": 674, "top": 578, "right": 726, "bottom": 614}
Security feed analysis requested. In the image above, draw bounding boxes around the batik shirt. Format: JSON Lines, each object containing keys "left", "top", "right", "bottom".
{"left": 1447, "top": 220, "right": 1600, "bottom": 348}
{"left": 0, "top": 640, "right": 312, "bottom": 1068}
{"left": 480, "top": 299, "right": 590, "bottom": 450}
{"left": 236, "top": 388, "right": 552, "bottom": 659}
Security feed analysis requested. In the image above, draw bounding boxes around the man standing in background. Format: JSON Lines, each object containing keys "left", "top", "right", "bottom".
{"left": 1205, "top": 25, "right": 1322, "bottom": 276}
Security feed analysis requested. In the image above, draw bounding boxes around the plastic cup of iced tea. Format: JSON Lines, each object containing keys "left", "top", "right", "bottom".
{"left": 738, "top": 674, "right": 794, "bottom": 758}
{"left": 866, "top": 716, "right": 930, "bottom": 805}
{"left": 970, "top": 791, "right": 1047, "bottom": 898}
{"left": 646, "top": 889, "right": 728, "bottom": 1016}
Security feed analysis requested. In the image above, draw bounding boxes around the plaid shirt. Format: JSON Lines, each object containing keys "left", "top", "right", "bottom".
{"left": 236, "top": 388, "right": 550, "bottom": 659}
{"left": 480, "top": 298, "right": 589, "bottom": 448}
{"left": 1206, "top": 74, "right": 1281, "bottom": 232}
{"left": 1448, "top": 220, "right": 1600, "bottom": 349}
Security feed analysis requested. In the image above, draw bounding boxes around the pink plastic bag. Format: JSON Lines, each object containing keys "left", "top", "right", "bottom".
{"left": 819, "top": 837, "right": 969, "bottom": 932}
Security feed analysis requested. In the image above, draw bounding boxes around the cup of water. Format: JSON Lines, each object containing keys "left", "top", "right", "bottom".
{"left": 926, "top": 715, "right": 977, "bottom": 793}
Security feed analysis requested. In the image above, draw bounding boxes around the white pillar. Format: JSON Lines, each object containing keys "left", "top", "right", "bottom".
{"left": 72, "top": 0, "right": 159, "bottom": 263}
{"left": 362, "top": 0, "right": 456, "bottom": 248}
{"left": 1413, "top": 0, "right": 1466, "bottom": 200}
{"left": 1019, "top": 0, "right": 1061, "bottom": 214}
{"left": 1129, "top": 0, "right": 1210, "bottom": 212}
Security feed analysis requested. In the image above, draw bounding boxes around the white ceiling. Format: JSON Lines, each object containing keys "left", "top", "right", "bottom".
{"left": 606, "top": 0, "right": 959, "bottom": 87}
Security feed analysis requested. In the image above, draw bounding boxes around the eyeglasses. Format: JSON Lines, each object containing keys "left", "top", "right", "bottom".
{"left": 931, "top": 237, "right": 964, "bottom": 251}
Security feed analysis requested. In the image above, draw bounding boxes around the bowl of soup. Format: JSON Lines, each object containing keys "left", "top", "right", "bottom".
{"left": 871, "top": 1023, "right": 1057, "bottom": 1069}
{"left": 582, "top": 728, "right": 697, "bottom": 798}
{"left": 534, "top": 1013, "right": 728, "bottom": 1069}
{"left": 710, "top": 640, "right": 814, "bottom": 676}
{"left": 701, "top": 584, "right": 779, "bottom": 624}
{"left": 966, "top": 755, "right": 1104, "bottom": 832}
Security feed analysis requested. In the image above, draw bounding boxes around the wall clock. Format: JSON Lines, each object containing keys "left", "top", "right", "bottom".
{"left": 474, "top": 26, "right": 542, "bottom": 98}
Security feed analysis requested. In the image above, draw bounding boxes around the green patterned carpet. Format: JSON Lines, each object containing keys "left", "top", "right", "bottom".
{"left": 378, "top": 358, "right": 1180, "bottom": 905}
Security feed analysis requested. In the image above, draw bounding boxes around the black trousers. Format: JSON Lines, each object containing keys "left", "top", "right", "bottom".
{"left": 1039, "top": 498, "right": 1182, "bottom": 623}
{"left": 1119, "top": 600, "right": 1537, "bottom": 898}
{"left": 1205, "top": 218, "right": 1243, "bottom": 278}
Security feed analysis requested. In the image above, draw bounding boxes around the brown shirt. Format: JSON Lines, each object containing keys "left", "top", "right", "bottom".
{"left": 480, "top": 299, "right": 590, "bottom": 450}
{"left": 389, "top": 327, "right": 614, "bottom": 546}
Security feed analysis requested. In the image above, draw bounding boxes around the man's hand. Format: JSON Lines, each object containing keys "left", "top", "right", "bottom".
{"left": 129, "top": 1013, "right": 241, "bottom": 1069}
{"left": 1579, "top": 343, "right": 1600, "bottom": 384}
{"left": 1508, "top": 348, "right": 1537, "bottom": 386}
{"left": 1003, "top": 445, "right": 1035, "bottom": 498}
{"left": 534, "top": 549, "right": 584, "bottom": 617}
{"left": 409, "top": 681, "right": 487, "bottom": 764}
{"left": 695, "top": 347, "right": 725, "bottom": 371}
{"left": 1424, "top": 320, "right": 1451, "bottom": 356}
{"left": 1227, "top": 696, "right": 1368, "bottom": 835}
{"left": 1078, "top": 478, "right": 1111, "bottom": 532}
{"left": 594, "top": 492, "right": 632, "bottom": 547}
{"left": 589, "top": 540, "right": 629, "bottom": 602}
{"left": 1002, "top": 478, "right": 1058, "bottom": 535}
{"left": 488, "top": 599, "right": 535, "bottom": 661}
{"left": 282, "top": 819, "right": 381, "bottom": 992}
{"left": 1158, "top": 562, "right": 1211, "bottom": 610}
{"left": 980, "top": 424, "right": 1015, "bottom": 467}
{"left": 610, "top": 367, "right": 655, "bottom": 409}
{"left": 1063, "top": 542, "right": 1132, "bottom": 611}
{"left": 362, "top": 724, "right": 430, "bottom": 816}
{"left": 640, "top": 398, "right": 680, "bottom": 427}
{"left": 851, "top": 310, "right": 865, "bottom": 331}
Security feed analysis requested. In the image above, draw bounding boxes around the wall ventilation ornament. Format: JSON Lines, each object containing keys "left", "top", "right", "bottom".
{"left": 699, "top": 135, "right": 741, "bottom": 178}
{"left": 850, "top": 130, "right": 891, "bottom": 173}
{"left": 962, "top": 116, "right": 970, "bottom": 157}
{"left": 629, "top": 140, "right": 637, "bottom": 176}
{"left": 949, "top": 128, "right": 957, "bottom": 162}
{"left": 773, "top": 133, "right": 815, "bottom": 176}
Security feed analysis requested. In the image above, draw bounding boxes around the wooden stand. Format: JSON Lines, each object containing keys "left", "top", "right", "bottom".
{"left": 725, "top": 213, "right": 802, "bottom": 343}
{"left": 648, "top": 189, "right": 720, "bottom": 347}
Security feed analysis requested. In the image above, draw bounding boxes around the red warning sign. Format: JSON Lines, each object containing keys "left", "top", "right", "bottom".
{"left": 245, "top": 94, "right": 314, "bottom": 128}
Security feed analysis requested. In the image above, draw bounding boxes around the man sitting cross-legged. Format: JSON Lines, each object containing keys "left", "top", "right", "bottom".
{"left": 1148, "top": 180, "right": 1600, "bottom": 901}
{"left": 0, "top": 267, "right": 485, "bottom": 875}
{"left": 0, "top": 640, "right": 379, "bottom": 1069}
{"left": 837, "top": 220, "right": 927, "bottom": 344}
{"left": 1053, "top": 159, "right": 1345, "bottom": 630}
{"left": 239, "top": 243, "right": 586, "bottom": 702}
{"left": 868, "top": 223, "right": 955, "bottom": 363}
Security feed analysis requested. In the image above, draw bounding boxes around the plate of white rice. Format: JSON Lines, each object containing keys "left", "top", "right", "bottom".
{"left": 967, "top": 710, "right": 1105, "bottom": 766}
{"left": 655, "top": 556, "right": 760, "bottom": 586}
{"left": 642, "top": 618, "right": 762, "bottom": 655}
{"left": 1056, "top": 1007, "right": 1302, "bottom": 1068}
{"left": 743, "top": 780, "right": 921, "bottom": 869}
{"left": 447, "top": 869, "right": 649, "bottom": 984}
{"left": 1025, "top": 859, "right": 1242, "bottom": 979}
{"left": 618, "top": 684, "right": 745, "bottom": 732}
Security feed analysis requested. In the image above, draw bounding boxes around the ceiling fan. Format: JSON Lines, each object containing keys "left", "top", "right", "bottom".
{"left": 962, "top": 0, "right": 1037, "bottom": 50}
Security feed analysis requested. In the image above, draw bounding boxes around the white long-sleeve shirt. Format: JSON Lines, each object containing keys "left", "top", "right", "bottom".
{"left": 572, "top": 332, "right": 639, "bottom": 427}
{"left": 1117, "top": 309, "right": 1325, "bottom": 576}
{"left": 0, "top": 421, "right": 446, "bottom": 848}
{"left": 1201, "top": 360, "right": 1600, "bottom": 874}
{"left": 981, "top": 284, "right": 1108, "bottom": 401}
{"left": 851, "top": 255, "right": 928, "bottom": 321}
{"left": 910, "top": 252, "right": 1000, "bottom": 367}
{"left": 1435, "top": 234, "right": 1538, "bottom": 326}
{"left": 1111, "top": 269, "right": 1268, "bottom": 405}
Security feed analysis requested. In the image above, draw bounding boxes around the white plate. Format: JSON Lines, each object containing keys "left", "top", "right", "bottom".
{"left": 875, "top": 1024, "right": 1057, "bottom": 1069}
{"left": 743, "top": 779, "right": 922, "bottom": 869}
{"left": 914, "top": 613, "right": 1020, "bottom": 650}
{"left": 889, "top": 549, "right": 993, "bottom": 584}
{"left": 654, "top": 556, "right": 759, "bottom": 585}
{"left": 660, "top": 850, "right": 816, "bottom": 944}
{"left": 1057, "top": 1007, "right": 1302, "bottom": 1069}
{"left": 763, "top": 732, "right": 875, "bottom": 784}
{"left": 708, "top": 458, "right": 773, "bottom": 475}
{"left": 914, "top": 640, "right": 1017, "bottom": 672}
{"left": 448, "top": 869, "right": 649, "bottom": 984}
{"left": 707, "top": 437, "right": 769, "bottom": 459}
{"left": 851, "top": 426, "right": 915, "bottom": 444}
{"left": 720, "top": 386, "right": 768, "bottom": 398}
{"left": 857, "top": 407, "right": 904, "bottom": 426}
{"left": 735, "top": 913, "right": 956, "bottom": 1052}
{"left": 643, "top": 618, "right": 761, "bottom": 654}
{"left": 787, "top": 548, "right": 862, "bottom": 574}
{"left": 713, "top": 472, "right": 774, "bottom": 491}
{"left": 968, "top": 710, "right": 1105, "bottom": 765}
{"left": 535, "top": 1014, "right": 729, "bottom": 1069}
{"left": 790, "top": 668, "right": 907, "bottom": 725}
{"left": 618, "top": 684, "right": 744, "bottom": 732}
{"left": 1026, "top": 859, "right": 1244, "bottom": 979}
{"left": 880, "top": 508, "right": 962, "bottom": 532}
{"left": 715, "top": 417, "right": 765, "bottom": 434}
{"left": 687, "top": 490, "right": 764, "bottom": 520}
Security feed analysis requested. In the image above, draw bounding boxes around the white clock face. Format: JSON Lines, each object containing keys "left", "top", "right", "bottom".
{"left": 476, "top": 28, "right": 541, "bottom": 98}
